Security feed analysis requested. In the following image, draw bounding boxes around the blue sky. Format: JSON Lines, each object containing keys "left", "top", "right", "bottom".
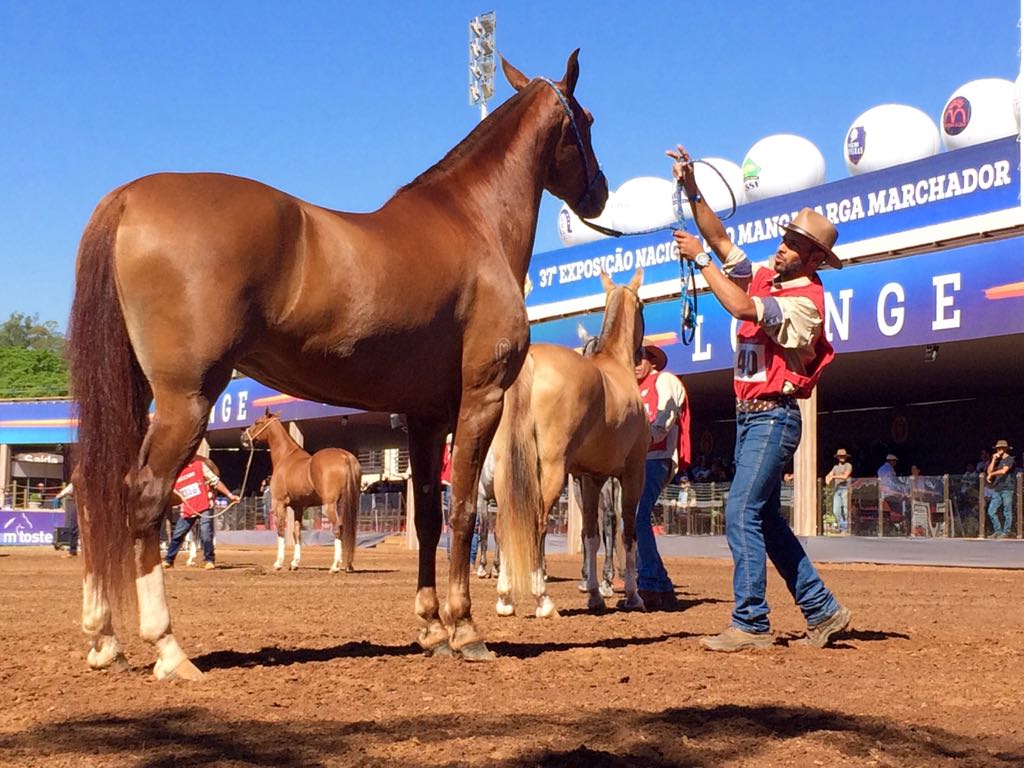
{"left": 1, "top": 2, "right": 1018, "bottom": 330}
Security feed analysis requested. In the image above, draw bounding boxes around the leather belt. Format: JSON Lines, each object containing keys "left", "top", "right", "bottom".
{"left": 736, "top": 396, "right": 796, "bottom": 413}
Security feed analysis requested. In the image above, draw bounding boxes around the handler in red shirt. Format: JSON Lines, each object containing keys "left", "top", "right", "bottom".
{"left": 164, "top": 455, "right": 238, "bottom": 569}
{"left": 669, "top": 144, "right": 851, "bottom": 652}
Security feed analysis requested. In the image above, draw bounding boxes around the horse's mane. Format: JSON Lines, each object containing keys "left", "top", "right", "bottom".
{"left": 395, "top": 80, "right": 540, "bottom": 195}
{"left": 593, "top": 286, "right": 625, "bottom": 355}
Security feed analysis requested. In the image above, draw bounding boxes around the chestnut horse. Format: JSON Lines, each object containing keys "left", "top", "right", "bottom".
{"left": 493, "top": 270, "right": 649, "bottom": 618}
{"left": 67, "top": 51, "right": 608, "bottom": 679}
{"left": 241, "top": 411, "right": 361, "bottom": 573}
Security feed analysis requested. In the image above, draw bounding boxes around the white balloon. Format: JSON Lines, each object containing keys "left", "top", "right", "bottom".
{"left": 844, "top": 104, "right": 941, "bottom": 175}
{"left": 742, "top": 134, "right": 826, "bottom": 202}
{"left": 679, "top": 157, "right": 746, "bottom": 220}
{"left": 612, "top": 176, "right": 677, "bottom": 233}
{"left": 940, "top": 78, "right": 1017, "bottom": 150}
{"left": 557, "top": 191, "right": 617, "bottom": 246}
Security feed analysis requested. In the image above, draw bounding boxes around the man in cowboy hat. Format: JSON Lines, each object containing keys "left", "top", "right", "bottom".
{"left": 629, "top": 344, "right": 689, "bottom": 610}
{"left": 985, "top": 439, "right": 1016, "bottom": 538}
{"left": 825, "top": 449, "right": 854, "bottom": 533}
{"left": 667, "top": 144, "right": 850, "bottom": 651}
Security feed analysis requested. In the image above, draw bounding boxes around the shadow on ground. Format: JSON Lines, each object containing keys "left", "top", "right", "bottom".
{"left": 4, "top": 703, "right": 1021, "bottom": 768}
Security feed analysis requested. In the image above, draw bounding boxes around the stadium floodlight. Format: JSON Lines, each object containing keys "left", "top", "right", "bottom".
{"left": 468, "top": 11, "right": 496, "bottom": 118}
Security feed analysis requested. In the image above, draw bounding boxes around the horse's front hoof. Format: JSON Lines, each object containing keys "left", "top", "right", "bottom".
{"left": 587, "top": 591, "right": 607, "bottom": 613}
{"left": 289, "top": 563, "right": 299, "bottom": 572}
{"left": 495, "top": 598, "right": 515, "bottom": 617}
{"left": 458, "top": 641, "right": 496, "bottom": 662}
{"left": 329, "top": 565, "right": 340, "bottom": 574}
{"left": 345, "top": 564, "right": 355, "bottom": 574}
{"left": 273, "top": 562, "right": 283, "bottom": 571}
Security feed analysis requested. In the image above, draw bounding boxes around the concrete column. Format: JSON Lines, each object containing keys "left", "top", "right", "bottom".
{"left": 0, "top": 444, "right": 10, "bottom": 505}
{"left": 567, "top": 474, "right": 582, "bottom": 555}
{"left": 405, "top": 475, "right": 418, "bottom": 550}
{"left": 287, "top": 421, "right": 304, "bottom": 447}
{"left": 793, "top": 390, "right": 819, "bottom": 536}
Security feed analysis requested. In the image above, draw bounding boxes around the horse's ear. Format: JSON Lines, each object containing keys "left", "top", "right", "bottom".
{"left": 559, "top": 49, "right": 581, "bottom": 96}
{"left": 263, "top": 407, "right": 271, "bottom": 417}
{"left": 629, "top": 268, "right": 644, "bottom": 292}
{"left": 501, "top": 54, "right": 529, "bottom": 92}
{"left": 600, "top": 271, "right": 614, "bottom": 293}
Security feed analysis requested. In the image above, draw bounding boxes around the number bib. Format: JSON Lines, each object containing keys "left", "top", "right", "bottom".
{"left": 734, "top": 341, "right": 767, "bottom": 383}
{"left": 178, "top": 482, "right": 202, "bottom": 500}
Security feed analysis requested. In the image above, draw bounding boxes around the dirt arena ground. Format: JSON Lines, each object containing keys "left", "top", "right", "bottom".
{"left": 1, "top": 543, "right": 1022, "bottom": 767}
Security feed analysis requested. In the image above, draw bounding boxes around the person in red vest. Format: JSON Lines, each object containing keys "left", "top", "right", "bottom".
{"left": 630, "top": 344, "right": 690, "bottom": 610}
{"left": 669, "top": 144, "right": 851, "bottom": 652}
{"left": 164, "top": 454, "right": 238, "bottom": 570}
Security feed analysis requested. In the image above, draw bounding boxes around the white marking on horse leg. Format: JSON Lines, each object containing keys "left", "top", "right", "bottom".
{"left": 82, "top": 573, "right": 125, "bottom": 670}
{"left": 330, "top": 538, "right": 342, "bottom": 573}
{"left": 495, "top": 558, "right": 515, "bottom": 616}
{"left": 185, "top": 531, "right": 197, "bottom": 567}
{"left": 584, "top": 533, "right": 601, "bottom": 592}
{"left": 135, "top": 551, "right": 201, "bottom": 680}
{"left": 290, "top": 542, "right": 301, "bottom": 570}
{"left": 619, "top": 544, "right": 645, "bottom": 610}
{"left": 274, "top": 536, "right": 285, "bottom": 570}
{"left": 533, "top": 567, "right": 558, "bottom": 618}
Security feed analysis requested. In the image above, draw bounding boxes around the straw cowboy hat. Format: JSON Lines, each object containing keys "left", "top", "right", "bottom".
{"left": 885, "top": 453, "right": 899, "bottom": 462}
{"left": 993, "top": 439, "right": 1013, "bottom": 451}
{"left": 780, "top": 208, "right": 842, "bottom": 270}
{"left": 834, "top": 449, "right": 851, "bottom": 459}
{"left": 642, "top": 345, "right": 668, "bottom": 371}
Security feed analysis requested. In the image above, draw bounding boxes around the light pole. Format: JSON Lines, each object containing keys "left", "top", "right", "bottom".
{"left": 468, "top": 11, "right": 496, "bottom": 121}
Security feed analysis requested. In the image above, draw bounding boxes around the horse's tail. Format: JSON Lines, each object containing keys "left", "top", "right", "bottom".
{"left": 67, "top": 187, "right": 147, "bottom": 620}
{"left": 342, "top": 454, "right": 361, "bottom": 570}
{"left": 495, "top": 354, "right": 543, "bottom": 603}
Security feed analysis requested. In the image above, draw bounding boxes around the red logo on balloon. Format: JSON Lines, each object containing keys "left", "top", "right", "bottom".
{"left": 943, "top": 97, "right": 971, "bottom": 136}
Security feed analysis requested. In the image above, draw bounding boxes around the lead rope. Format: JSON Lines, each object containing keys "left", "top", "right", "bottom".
{"left": 580, "top": 158, "right": 738, "bottom": 346}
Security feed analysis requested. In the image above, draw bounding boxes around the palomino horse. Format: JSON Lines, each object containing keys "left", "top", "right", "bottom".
{"left": 474, "top": 447, "right": 501, "bottom": 579}
{"left": 67, "top": 50, "right": 607, "bottom": 679}
{"left": 241, "top": 410, "right": 361, "bottom": 573}
{"left": 493, "top": 270, "right": 649, "bottom": 618}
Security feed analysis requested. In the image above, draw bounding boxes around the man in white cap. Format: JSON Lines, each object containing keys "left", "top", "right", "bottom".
{"left": 668, "top": 144, "right": 850, "bottom": 651}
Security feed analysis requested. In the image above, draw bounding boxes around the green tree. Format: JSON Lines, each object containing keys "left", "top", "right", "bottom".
{"left": 0, "top": 312, "right": 69, "bottom": 398}
{"left": 0, "top": 312, "right": 65, "bottom": 354}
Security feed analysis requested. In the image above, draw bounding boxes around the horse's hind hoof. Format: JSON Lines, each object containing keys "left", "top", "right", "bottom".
{"left": 345, "top": 565, "right": 355, "bottom": 574}
{"left": 423, "top": 640, "right": 455, "bottom": 658}
{"left": 616, "top": 596, "right": 646, "bottom": 612}
{"left": 156, "top": 657, "right": 203, "bottom": 682}
{"left": 458, "top": 641, "right": 496, "bottom": 662}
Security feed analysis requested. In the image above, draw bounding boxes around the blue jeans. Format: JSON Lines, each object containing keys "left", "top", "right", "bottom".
{"left": 987, "top": 489, "right": 1014, "bottom": 535}
{"left": 726, "top": 404, "right": 839, "bottom": 634}
{"left": 832, "top": 487, "right": 848, "bottom": 532}
{"left": 636, "top": 458, "right": 674, "bottom": 592}
{"left": 164, "top": 512, "right": 215, "bottom": 564}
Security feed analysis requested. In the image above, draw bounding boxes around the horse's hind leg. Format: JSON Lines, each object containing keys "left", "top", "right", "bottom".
{"left": 617, "top": 454, "right": 646, "bottom": 612}
{"left": 290, "top": 507, "right": 302, "bottom": 570}
{"left": 82, "top": 566, "right": 127, "bottom": 671}
{"left": 533, "top": 467, "right": 567, "bottom": 619}
{"left": 579, "top": 476, "right": 605, "bottom": 613}
{"left": 130, "top": 386, "right": 217, "bottom": 680}
{"left": 324, "top": 500, "right": 343, "bottom": 573}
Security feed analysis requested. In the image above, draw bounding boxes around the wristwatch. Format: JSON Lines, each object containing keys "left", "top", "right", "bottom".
{"left": 693, "top": 251, "right": 712, "bottom": 269}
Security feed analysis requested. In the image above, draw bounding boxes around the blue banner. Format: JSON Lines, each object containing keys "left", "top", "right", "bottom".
{"left": 0, "top": 378, "right": 362, "bottom": 445}
{"left": 0, "top": 510, "right": 64, "bottom": 546}
{"left": 531, "top": 236, "right": 1024, "bottom": 375}
{"left": 526, "top": 137, "right": 1019, "bottom": 314}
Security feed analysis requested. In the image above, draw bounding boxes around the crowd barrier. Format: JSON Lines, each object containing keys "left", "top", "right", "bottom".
{"left": 7, "top": 475, "right": 1021, "bottom": 545}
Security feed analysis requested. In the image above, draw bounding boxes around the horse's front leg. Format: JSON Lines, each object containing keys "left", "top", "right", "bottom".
{"left": 406, "top": 418, "right": 450, "bottom": 656}
{"left": 444, "top": 389, "right": 508, "bottom": 660}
